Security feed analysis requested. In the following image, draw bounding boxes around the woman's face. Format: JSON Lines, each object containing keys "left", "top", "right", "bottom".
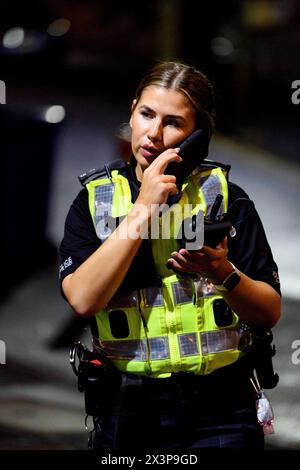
{"left": 130, "top": 85, "right": 196, "bottom": 175}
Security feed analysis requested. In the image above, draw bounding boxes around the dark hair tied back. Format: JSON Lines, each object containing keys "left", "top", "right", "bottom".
{"left": 133, "top": 61, "right": 215, "bottom": 139}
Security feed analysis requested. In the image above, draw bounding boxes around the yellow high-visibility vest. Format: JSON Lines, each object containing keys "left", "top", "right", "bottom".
{"left": 86, "top": 163, "right": 251, "bottom": 378}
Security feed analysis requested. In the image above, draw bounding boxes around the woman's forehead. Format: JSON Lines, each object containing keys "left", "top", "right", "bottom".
{"left": 138, "top": 85, "right": 194, "bottom": 114}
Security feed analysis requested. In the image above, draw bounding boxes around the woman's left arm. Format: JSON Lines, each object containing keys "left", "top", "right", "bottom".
{"left": 167, "top": 243, "right": 281, "bottom": 328}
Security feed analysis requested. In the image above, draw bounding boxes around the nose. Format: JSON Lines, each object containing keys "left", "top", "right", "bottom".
{"left": 147, "top": 119, "right": 163, "bottom": 143}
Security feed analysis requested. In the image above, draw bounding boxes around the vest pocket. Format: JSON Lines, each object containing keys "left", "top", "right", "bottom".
{"left": 213, "top": 299, "right": 233, "bottom": 327}
{"left": 109, "top": 310, "right": 130, "bottom": 338}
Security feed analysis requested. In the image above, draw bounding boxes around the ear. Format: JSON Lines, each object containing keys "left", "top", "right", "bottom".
{"left": 131, "top": 99, "right": 137, "bottom": 113}
{"left": 129, "top": 99, "right": 137, "bottom": 128}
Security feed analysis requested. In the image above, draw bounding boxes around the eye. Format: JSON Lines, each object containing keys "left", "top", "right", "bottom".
{"left": 140, "top": 110, "right": 153, "bottom": 119}
{"left": 165, "top": 118, "right": 182, "bottom": 128}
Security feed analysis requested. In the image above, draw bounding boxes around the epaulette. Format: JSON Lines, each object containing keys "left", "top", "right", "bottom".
{"left": 200, "top": 158, "right": 231, "bottom": 176}
{"left": 78, "top": 159, "right": 129, "bottom": 186}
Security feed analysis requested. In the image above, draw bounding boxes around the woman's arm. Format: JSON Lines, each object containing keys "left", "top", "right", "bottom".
{"left": 167, "top": 182, "right": 281, "bottom": 328}
{"left": 62, "top": 206, "right": 149, "bottom": 316}
{"left": 62, "top": 149, "right": 181, "bottom": 316}
{"left": 220, "top": 268, "right": 281, "bottom": 328}
{"left": 167, "top": 242, "right": 281, "bottom": 329}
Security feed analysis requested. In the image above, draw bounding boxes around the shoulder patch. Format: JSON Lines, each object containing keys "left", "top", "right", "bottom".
{"left": 78, "top": 159, "right": 128, "bottom": 186}
{"left": 78, "top": 167, "right": 107, "bottom": 186}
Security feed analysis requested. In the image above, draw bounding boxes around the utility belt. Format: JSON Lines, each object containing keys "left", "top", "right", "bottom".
{"left": 70, "top": 329, "right": 279, "bottom": 419}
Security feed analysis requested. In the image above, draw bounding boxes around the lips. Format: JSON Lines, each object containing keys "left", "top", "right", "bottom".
{"left": 140, "top": 145, "right": 160, "bottom": 159}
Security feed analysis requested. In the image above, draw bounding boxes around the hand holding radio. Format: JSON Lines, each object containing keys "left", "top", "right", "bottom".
{"left": 180, "top": 194, "right": 235, "bottom": 250}
{"left": 137, "top": 148, "right": 182, "bottom": 208}
{"left": 166, "top": 193, "right": 236, "bottom": 275}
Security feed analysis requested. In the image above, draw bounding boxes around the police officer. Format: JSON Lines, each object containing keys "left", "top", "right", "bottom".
{"left": 59, "top": 61, "right": 281, "bottom": 450}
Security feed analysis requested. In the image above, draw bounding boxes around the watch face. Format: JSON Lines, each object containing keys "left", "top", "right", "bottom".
{"left": 223, "top": 271, "right": 241, "bottom": 291}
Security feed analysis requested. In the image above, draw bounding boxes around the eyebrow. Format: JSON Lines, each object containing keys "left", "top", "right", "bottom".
{"left": 139, "top": 105, "right": 186, "bottom": 123}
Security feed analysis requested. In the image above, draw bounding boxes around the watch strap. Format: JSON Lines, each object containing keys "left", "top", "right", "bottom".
{"left": 214, "top": 262, "right": 241, "bottom": 292}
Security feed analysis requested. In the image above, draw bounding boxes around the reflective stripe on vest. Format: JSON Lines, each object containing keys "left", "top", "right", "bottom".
{"left": 86, "top": 164, "right": 251, "bottom": 378}
{"left": 93, "top": 326, "right": 249, "bottom": 361}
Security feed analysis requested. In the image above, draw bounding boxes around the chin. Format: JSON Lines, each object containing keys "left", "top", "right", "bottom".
{"left": 136, "top": 154, "right": 150, "bottom": 169}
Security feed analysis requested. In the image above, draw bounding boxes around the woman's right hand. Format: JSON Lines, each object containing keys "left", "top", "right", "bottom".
{"left": 136, "top": 148, "right": 182, "bottom": 208}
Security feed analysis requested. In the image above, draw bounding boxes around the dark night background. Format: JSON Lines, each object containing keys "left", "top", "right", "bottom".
{"left": 0, "top": 0, "right": 300, "bottom": 452}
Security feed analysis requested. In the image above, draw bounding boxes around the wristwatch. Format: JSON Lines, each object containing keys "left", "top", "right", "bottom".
{"left": 214, "top": 262, "right": 241, "bottom": 292}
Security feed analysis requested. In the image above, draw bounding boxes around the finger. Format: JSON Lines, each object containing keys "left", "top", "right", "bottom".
{"left": 160, "top": 174, "right": 177, "bottom": 184}
{"left": 200, "top": 244, "right": 228, "bottom": 259}
{"left": 150, "top": 148, "right": 182, "bottom": 174}
{"left": 170, "top": 251, "right": 199, "bottom": 270}
{"left": 219, "top": 237, "right": 228, "bottom": 249}
{"left": 178, "top": 250, "right": 213, "bottom": 270}
{"left": 167, "top": 258, "right": 193, "bottom": 273}
{"left": 164, "top": 183, "right": 179, "bottom": 195}
{"left": 178, "top": 248, "right": 207, "bottom": 262}
{"left": 167, "top": 257, "right": 201, "bottom": 274}
{"left": 173, "top": 250, "right": 211, "bottom": 272}
{"left": 171, "top": 250, "right": 189, "bottom": 265}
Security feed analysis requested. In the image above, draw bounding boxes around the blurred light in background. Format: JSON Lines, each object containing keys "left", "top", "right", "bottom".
{"left": 242, "top": 0, "right": 290, "bottom": 29}
{"left": 44, "top": 105, "right": 66, "bottom": 123}
{"left": 2, "top": 27, "right": 25, "bottom": 49}
{"left": 211, "top": 36, "right": 234, "bottom": 59}
{"left": 2, "top": 27, "right": 49, "bottom": 55}
{"left": 47, "top": 18, "right": 71, "bottom": 37}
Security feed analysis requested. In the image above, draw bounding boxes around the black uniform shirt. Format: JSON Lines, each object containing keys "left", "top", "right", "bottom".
{"left": 59, "top": 163, "right": 281, "bottom": 295}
